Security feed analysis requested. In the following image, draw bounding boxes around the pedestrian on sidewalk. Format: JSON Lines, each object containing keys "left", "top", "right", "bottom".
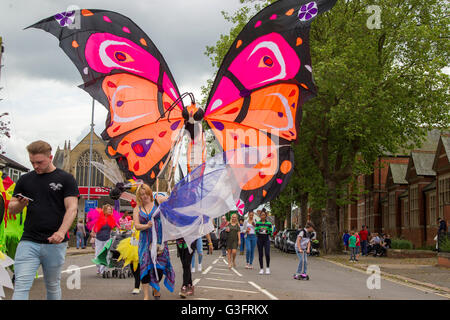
{"left": 342, "top": 230, "right": 350, "bottom": 252}
{"left": 349, "top": 231, "right": 357, "bottom": 262}
{"left": 226, "top": 214, "right": 241, "bottom": 269}
{"left": 244, "top": 211, "right": 257, "bottom": 269}
{"left": 191, "top": 236, "right": 203, "bottom": 273}
{"left": 437, "top": 218, "right": 448, "bottom": 252}
{"left": 76, "top": 218, "right": 86, "bottom": 249}
{"left": 294, "top": 222, "right": 315, "bottom": 279}
{"left": 239, "top": 217, "right": 245, "bottom": 256}
{"left": 355, "top": 231, "right": 361, "bottom": 261}
{"left": 84, "top": 222, "right": 90, "bottom": 248}
{"left": 9, "top": 140, "right": 79, "bottom": 300}
{"left": 359, "top": 225, "right": 369, "bottom": 256}
{"left": 256, "top": 209, "right": 273, "bottom": 275}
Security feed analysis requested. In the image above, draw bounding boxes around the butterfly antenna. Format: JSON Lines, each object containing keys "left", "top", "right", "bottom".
{"left": 156, "top": 92, "right": 190, "bottom": 123}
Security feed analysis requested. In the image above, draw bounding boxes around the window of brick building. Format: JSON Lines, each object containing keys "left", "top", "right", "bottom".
{"left": 429, "top": 192, "right": 436, "bottom": 227}
{"left": 438, "top": 174, "right": 450, "bottom": 217}
{"left": 410, "top": 185, "right": 419, "bottom": 227}
{"left": 383, "top": 201, "right": 389, "bottom": 229}
{"left": 403, "top": 198, "right": 409, "bottom": 228}
{"left": 389, "top": 192, "right": 396, "bottom": 228}
{"left": 76, "top": 150, "right": 104, "bottom": 187}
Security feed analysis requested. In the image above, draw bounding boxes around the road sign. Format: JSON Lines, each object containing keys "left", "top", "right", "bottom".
{"left": 84, "top": 199, "right": 98, "bottom": 212}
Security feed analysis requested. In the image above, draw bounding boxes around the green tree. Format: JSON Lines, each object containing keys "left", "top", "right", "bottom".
{"left": 203, "top": 0, "right": 449, "bottom": 252}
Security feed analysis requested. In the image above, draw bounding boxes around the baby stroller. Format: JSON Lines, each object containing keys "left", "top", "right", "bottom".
{"left": 93, "top": 230, "right": 134, "bottom": 279}
{"left": 309, "top": 239, "right": 320, "bottom": 256}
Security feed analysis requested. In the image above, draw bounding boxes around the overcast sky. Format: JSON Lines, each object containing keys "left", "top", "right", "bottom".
{"left": 0, "top": 0, "right": 244, "bottom": 168}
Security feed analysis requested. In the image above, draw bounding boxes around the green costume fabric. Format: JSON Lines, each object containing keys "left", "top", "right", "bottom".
{"left": 92, "top": 238, "right": 114, "bottom": 267}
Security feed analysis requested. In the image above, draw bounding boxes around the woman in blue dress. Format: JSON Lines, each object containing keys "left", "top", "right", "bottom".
{"left": 133, "top": 184, "right": 174, "bottom": 300}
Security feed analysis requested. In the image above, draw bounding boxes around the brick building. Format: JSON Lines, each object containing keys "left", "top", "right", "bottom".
{"left": 403, "top": 151, "right": 436, "bottom": 246}
{"left": 433, "top": 135, "right": 450, "bottom": 227}
{"left": 341, "top": 129, "right": 448, "bottom": 248}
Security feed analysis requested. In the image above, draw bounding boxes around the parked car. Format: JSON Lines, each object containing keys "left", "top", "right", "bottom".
{"left": 280, "top": 229, "right": 297, "bottom": 252}
{"left": 283, "top": 230, "right": 300, "bottom": 253}
{"left": 274, "top": 232, "right": 283, "bottom": 249}
{"left": 202, "top": 231, "right": 219, "bottom": 250}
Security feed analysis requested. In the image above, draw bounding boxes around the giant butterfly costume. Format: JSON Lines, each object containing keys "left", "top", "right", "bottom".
{"left": 30, "top": 0, "right": 337, "bottom": 216}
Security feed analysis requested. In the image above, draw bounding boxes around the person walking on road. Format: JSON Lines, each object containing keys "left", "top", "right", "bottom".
{"left": 9, "top": 140, "right": 79, "bottom": 300}
{"left": 177, "top": 234, "right": 213, "bottom": 298}
{"left": 191, "top": 236, "right": 203, "bottom": 273}
{"left": 91, "top": 204, "right": 117, "bottom": 276}
{"left": 255, "top": 209, "right": 273, "bottom": 275}
{"left": 226, "top": 214, "right": 241, "bottom": 269}
{"left": 133, "top": 184, "right": 174, "bottom": 300}
{"left": 359, "top": 225, "right": 369, "bottom": 256}
{"left": 294, "top": 222, "right": 315, "bottom": 280}
{"left": 239, "top": 217, "right": 245, "bottom": 256}
{"left": 244, "top": 211, "right": 257, "bottom": 269}
{"left": 219, "top": 216, "right": 229, "bottom": 257}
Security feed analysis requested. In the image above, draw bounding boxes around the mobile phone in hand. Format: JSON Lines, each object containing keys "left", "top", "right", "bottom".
{"left": 16, "top": 193, "right": 34, "bottom": 202}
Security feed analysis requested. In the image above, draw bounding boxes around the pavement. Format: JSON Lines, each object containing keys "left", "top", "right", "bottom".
{"left": 321, "top": 252, "right": 450, "bottom": 295}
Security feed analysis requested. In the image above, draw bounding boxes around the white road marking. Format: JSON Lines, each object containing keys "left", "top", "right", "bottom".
{"left": 248, "top": 281, "right": 279, "bottom": 300}
{"left": 37, "top": 264, "right": 97, "bottom": 278}
{"left": 231, "top": 267, "right": 243, "bottom": 277}
{"left": 213, "top": 268, "right": 230, "bottom": 271}
{"left": 202, "top": 266, "right": 213, "bottom": 275}
{"left": 197, "top": 285, "right": 258, "bottom": 294}
{"left": 209, "top": 272, "right": 234, "bottom": 276}
{"left": 212, "top": 258, "right": 219, "bottom": 265}
{"left": 205, "top": 278, "right": 247, "bottom": 284}
{"left": 193, "top": 278, "right": 201, "bottom": 286}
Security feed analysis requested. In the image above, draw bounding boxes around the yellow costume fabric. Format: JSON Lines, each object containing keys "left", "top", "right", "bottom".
{"left": 116, "top": 228, "right": 140, "bottom": 271}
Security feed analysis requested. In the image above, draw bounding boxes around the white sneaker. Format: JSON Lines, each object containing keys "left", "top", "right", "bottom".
{"left": 132, "top": 288, "right": 140, "bottom": 294}
{"left": 265, "top": 268, "right": 271, "bottom": 275}
{"left": 198, "top": 264, "right": 202, "bottom": 272}
{"left": 259, "top": 269, "right": 264, "bottom": 275}
{"left": 191, "top": 267, "right": 195, "bottom": 273}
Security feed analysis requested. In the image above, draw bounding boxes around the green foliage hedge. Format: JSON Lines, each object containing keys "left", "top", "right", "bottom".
{"left": 391, "top": 238, "right": 413, "bottom": 250}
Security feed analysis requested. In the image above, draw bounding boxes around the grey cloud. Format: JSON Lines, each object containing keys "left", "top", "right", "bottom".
{"left": 1, "top": 0, "right": 243, "bottom": 97}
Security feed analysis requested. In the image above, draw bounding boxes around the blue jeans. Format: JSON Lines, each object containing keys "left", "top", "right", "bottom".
{"left": 76, "top": 231, "right": 85, "bottom": 249}
{"left": 245, "top": 234, "right": 257, "bottom": 265}
{"left": 240, "top": 234, "right": 245, "bottom": 253}
{"left": 295, "top": 249, "right": 308, "bottom": 274}
{"left": 191, "top": 238, "right": 203, "bottom": 268}
{"left": 361, "top": 240, "right": 368, "bottom": 255}
{"left": 12, "top": 240, "right": 67, "bottom": 300}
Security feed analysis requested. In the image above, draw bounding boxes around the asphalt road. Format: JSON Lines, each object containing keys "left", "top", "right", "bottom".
{"left": 3, "top": 245, "right": 449, "bottom": 300}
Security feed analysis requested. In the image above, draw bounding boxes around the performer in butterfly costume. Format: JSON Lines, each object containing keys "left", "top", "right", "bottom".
{"left": 30, "top": 0, "right": 337, "bottom": 215}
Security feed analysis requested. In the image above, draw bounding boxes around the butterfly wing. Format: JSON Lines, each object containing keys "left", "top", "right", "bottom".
{"left": 204, "top": 0, "right": 337, "bottom": 211}
{"left": 30, "top": 9, "right": 184, "bottom": 185}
